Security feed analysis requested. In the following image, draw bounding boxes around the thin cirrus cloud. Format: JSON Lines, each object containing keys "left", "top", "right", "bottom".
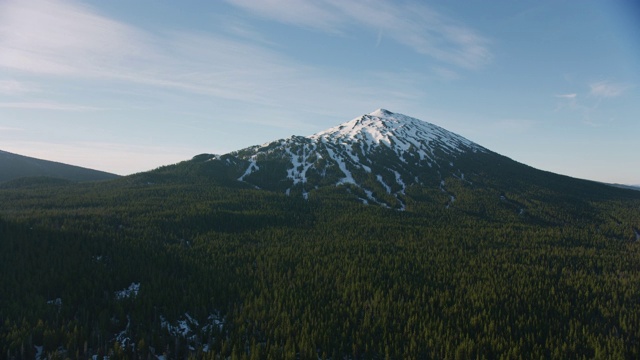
{"left": 0, "top": 0, "right": 428, "bottom": 115}
{"left": 555, "top": 81, "right": 633, "bottom": 126}
{"left": 554, "top": 93, "right": 578, "bottom": 109}
{"left": 0, "top": 101, "right": 104, "bottom": 111}
{"left": 0, "top": 0, "right": 152, "bottom": 76}
{"left": 0, "top": 80, "right": 38, "bottom": 95}
{"left": 223, "top": 0, "right": 344, "bottom": 33}
{"left": 556, "top": 80, "right": 632, "bottom": 103}
{"left": 0, "top": 1, "right": 301, "bottom": 102}
{"left": 0, "top": 0, "right": 276, "bottom": 102}
{"left": 224, "top": 0, "right": 492, "bottom": 69}
{"left": 589, "top": 81, "right": 631, "bottom": 98}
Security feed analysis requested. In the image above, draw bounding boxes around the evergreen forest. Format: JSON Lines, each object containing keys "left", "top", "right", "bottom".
{"left": 1, "top": 164, "right": 640, "bottom": 359}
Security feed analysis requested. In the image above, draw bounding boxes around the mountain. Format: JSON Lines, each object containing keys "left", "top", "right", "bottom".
{"left": 0, "top": 149, "right": 119, "bottom": 183}
{"left": 230, "top": 108, "right": 486, "bottom": 209}
{"left": 610, "top": 183, "right": 640, "bottom": 191}
{"left": 150, "top": 109, "right": 634, "bottom": 218}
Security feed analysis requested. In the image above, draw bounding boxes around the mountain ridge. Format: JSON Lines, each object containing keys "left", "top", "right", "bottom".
{"left": 0, "top": 149, "right": 119, "bottom": 183}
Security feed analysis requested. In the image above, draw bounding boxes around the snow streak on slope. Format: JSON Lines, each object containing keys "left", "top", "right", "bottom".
{"left": 233, "top": 109, "right": 486, "bottom": 209}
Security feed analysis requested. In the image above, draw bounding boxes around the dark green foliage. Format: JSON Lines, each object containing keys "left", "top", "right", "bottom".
{"left": 0, "top": 164, "right": 639, "bottom": 359}
{"left": 0, "top": 176, "right": 73, "bottom": 189}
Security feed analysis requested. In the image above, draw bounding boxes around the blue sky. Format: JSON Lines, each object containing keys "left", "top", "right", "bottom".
{"left": 0, "top": 0, "right": 638, "bottom": 184}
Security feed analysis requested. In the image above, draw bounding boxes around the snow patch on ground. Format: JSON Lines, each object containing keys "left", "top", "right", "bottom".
{"left": 35, "top": 346, "right": 43, "bottom": 360}
{"left": 47, "top": 298, "right": 62, "bottom": 306}
{"left": 393, "top": 170, "right": 406, "bottom": 194}
{"left": 285, "top": 144, "right": 315, "bottom": 186}
{"left": 114, "top": 316, "right": 132, "bottom": 349}
{"left": 115, "top": 282, "right": 140, "bottom": 300}
{"left": 161, "top": 313, "right": 197, "bottom": 338}
{"left": 161, "top": 312, "right": 225, "bottom": 340}
{"left": 445, "top": 195, "right": 456, "bottom": 209}
{"left": 363, "top": 189, "right": 377, "bottom": 204}
{"left": 202, "top": 313, "right": 225, "bottom": 333}
{"left": 377, "top": 174, "right": 392, "bottom": 194}
{"left": 238, "top": 157, "right": 259, "bottom": 181}
{"left": 325, "top": 146, "right": 355, "bottom": 185}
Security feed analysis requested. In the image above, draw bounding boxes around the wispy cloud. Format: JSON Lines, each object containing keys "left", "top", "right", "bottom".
{"left": 554, "top": 93, "right": 578, "bottom": 110}
{"left": 0, "top": 0, "right": 442, "bottom": 137}
{"left": 216, "top": 16, "right": 277, "bottom": 45}
{"left": 0, "top": 0, "right": 427, "bottom": 120}
{"left": 0, "top": 101, "right": 104, "bottom": 111}
{"left": 589, "top": 81, "right": 631, "bottom": 98}
{"left": 0, "top": 0, "right": 290, "bottom": 103}
{"left": 0, "top": 126, "right": 23, "bottom": 132}
{"left": 0, "top": 0, "right": 152, "bottom": 76}
{"left": 222, "top": 0, "right": 343, "bottom": 33}
{"left": 224, "top": 0, "right": 492, "bottom": 69}
{"left": 555, "top": 81, "right": 633, "bottom": 126}
{"left": 0, "top": 80, "right": 38, "bottom": 95}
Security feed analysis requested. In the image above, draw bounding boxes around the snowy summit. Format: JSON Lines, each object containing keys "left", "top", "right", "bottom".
{"left": 213, "top": 109, "right": 489, "bottom": 209}
{"left": 311, "top": 109, "right": 484, "bottom": 160}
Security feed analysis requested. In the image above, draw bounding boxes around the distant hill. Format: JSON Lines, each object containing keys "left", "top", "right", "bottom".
{"left": 610, "top": 183, "right": 640, "bottom": 191}
{"left": 0, "top": 149, "right": 119, "bottom": 183}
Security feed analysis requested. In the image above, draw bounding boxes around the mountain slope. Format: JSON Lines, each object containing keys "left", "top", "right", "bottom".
{"left": 156, "top": 109, "right": 635, "bottom": 218}
{"left": 171, "top": 109, "right": 485, "bottom": 207}
{"left": 0, "top": 149, "right": 119, "bottom": 183}
{"left": 232, "top": 109, "right": 487, "bottom": 208}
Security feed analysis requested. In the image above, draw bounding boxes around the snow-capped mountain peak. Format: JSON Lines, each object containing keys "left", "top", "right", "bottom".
{"left": 310, "top": 109, "right": 484, "bottom": 158}
{"left": 368, "top": 108, "right": 394, "bottom": 117}
{"left": 225, "top": 109, "right": 488, "bottom": 209}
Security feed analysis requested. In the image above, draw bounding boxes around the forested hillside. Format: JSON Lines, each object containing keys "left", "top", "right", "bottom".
{"left": 1, "top": 168, "right": 640, "bottom": 359}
